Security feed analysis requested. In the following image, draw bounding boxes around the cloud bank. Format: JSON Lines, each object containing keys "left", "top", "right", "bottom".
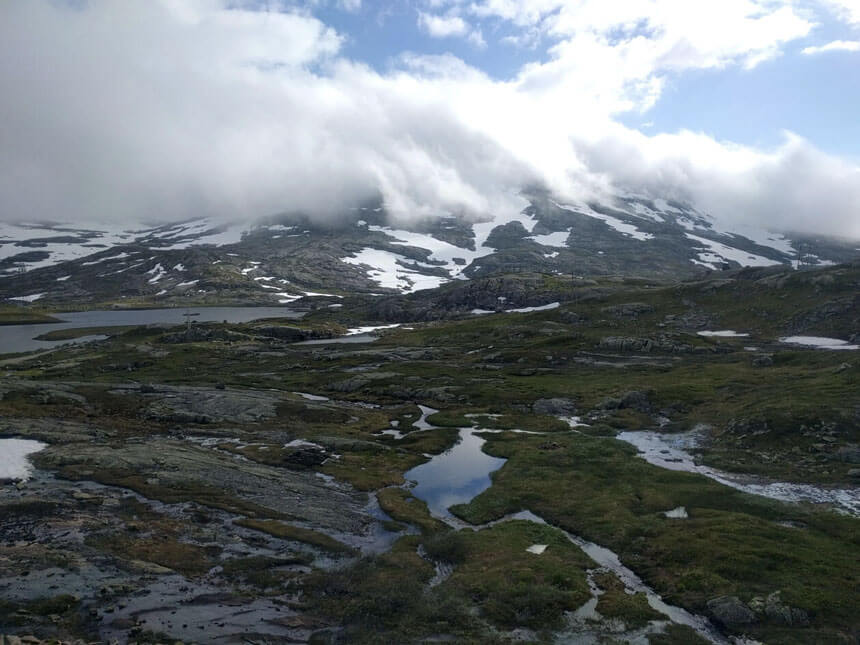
{"left": 0, "top": 0, "right": 858, "bottom": 238}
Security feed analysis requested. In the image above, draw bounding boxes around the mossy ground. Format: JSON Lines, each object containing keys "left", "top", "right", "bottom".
{"left": 2, "top": 263, "right": 858, "bottom": 642}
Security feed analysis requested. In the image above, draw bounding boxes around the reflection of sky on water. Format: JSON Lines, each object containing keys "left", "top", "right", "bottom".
{"left": 405, "top": 429, "right": 506, "bottom": 518}
{"left": 0, "top": 306, "right": 300, "bottom": 354}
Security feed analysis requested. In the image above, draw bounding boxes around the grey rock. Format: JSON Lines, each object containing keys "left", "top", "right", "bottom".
{"left": 601, "top": 302, "right": 654, "bottom": 317}
{"left": 532, "top": 398, "right": 577, "bottom": 416}
{"left": 601, "top": 390, "right": 652, "bottom": 412}
{"left": 141, "top": 385, "right": 282, "bottom": 424}
{"left": 707, "top": 596, "right": 757, "bottom": 626}
{"left": 834, "top": 445, "right": 860, "bottom": 464}
{"left": 764, "top": 591, "right": 809, "bottom": 626}
{"left": 753, "top": 354, "right": 774, "bottom": 367}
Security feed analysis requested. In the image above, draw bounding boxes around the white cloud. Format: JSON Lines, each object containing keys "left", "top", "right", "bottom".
{"left": 802, "top": 40, "right": 860, "bottom": 54}
{"left": 418, "top": 11, "right": 470, "bottom": 37}
{"left": 417, "top": 10, "right": 486, "bottom": 47}
{"left": 821, "top": 0, "right": 860, "bottom": 24}
{"left": 0, "top": 0, "right": 858, "bottom": 241}
{"left": 573, "top": 128, "right": 860, "bottom": 238}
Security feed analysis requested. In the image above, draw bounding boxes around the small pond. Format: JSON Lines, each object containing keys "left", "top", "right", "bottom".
{"left": 405, "top": 429, "right": 506, "bottom": 518}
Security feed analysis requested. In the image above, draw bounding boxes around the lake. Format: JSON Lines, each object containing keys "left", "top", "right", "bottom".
{"left": 0, "top": 306, "right": 301, "bottom": 355}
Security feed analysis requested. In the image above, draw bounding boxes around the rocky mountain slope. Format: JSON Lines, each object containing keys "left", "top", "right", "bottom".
{"left": 1, "top": 192, "right": 858, "bottom": 307}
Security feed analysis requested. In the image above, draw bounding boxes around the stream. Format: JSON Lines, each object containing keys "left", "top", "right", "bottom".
{"left": 617, "top": 430, "right": 860, "bottom": 517}
{"left": 403, "top": 423, "right": 731, "bottom": 644}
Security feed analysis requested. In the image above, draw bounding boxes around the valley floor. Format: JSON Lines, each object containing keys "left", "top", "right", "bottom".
{"left": 1, "top": 265, "right": 858, "bottom": 644}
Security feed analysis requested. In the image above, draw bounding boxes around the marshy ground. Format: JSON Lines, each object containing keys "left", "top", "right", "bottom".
{"left": 1, "top": 263, "right": 858, "bottom": 644}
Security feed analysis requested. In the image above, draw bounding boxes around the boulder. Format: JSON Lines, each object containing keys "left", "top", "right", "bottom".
{"left": 532, "top": 398, "right": 577, "bottom": 416}
{"left": 834, "top": 445, "right": 860, "bottom": 464}
{"left": 619, "top": 390, "right": 652, "bottom": 412}
{"left": 764, "top": 591, "right": 809, "bottom": 626}
{"left": 707, "top": 596, "right": 757, "bottom": 626}
{"left": 753, "top": 354, "right": 774, "bottom": 367}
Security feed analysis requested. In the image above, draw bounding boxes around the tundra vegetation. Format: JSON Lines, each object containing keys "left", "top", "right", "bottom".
{"left": 0, "top": 262, "right": 858, "bottom": 643}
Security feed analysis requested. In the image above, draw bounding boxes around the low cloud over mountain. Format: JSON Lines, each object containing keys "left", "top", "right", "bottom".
{"left": 1, "top": 0, "right": 858, "bottom": 238}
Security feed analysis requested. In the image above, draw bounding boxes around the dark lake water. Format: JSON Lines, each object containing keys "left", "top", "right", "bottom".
{"left": 405, "top": 429, "right": 506, "bottom": 518}
{"left": 0, "top": 306, "right": 301, "bottom": 355}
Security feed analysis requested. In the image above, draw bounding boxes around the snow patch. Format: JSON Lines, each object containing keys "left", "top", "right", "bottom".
{"left": 346, "top": 324, "right": 401, "bottom": 335}
{"left": 664, "top": 507, "right": 689, "bottom": 519}
{"left": 697, "top": 330, "right": 750, "bottom": 338}
{"left": 0, "top": 439, "right": 46, "bottom": 481}
{"left": 341, "top": 248, "right": 447, "bottom": 293}
{"left": 529, "top": 230, "right": 570, "bottom": 248}
{"left": 685, "top": 233, "right": 780, "bottom": 269}
{"left": 505, "top": 302, "right": 560, "bottom": 313}
{"left": 8, "top": 293, "right": 45, "bottom": 302}
{"left": 81, "top": 252, "right": 131, "bottom": 266}
{"left": 779, "top": 336, "right": 858, "bottom": 350}
{"left": 554, "top": 201, "right": 654, "bottom": 241}
{"left": 146, "top": 263, "right": 166, "bottom": 284}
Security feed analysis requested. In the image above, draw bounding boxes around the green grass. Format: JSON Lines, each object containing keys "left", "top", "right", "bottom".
{"left": 33, "top": 325, "right": 137, "bottom": 340}
{"left": 0, "top": 309, "right": 61, "bottom": 325}
{"left": 235, "top": 518, "right": 355, "bottom": 554}
{"left": 450, "top": 432, "right": 859, "bottom": 642}
{"left": 376, "top": 487, "right": 446, "bottom": 534}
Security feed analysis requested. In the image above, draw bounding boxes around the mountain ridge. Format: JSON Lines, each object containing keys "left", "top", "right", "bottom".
{"left": 1, "top": 191, "right": 858, "bottom": 306}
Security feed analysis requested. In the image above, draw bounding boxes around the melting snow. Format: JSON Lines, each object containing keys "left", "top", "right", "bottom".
{"left": 697, "top": 330, "right": 750, "bottom": 338}
{"left": 685, "top": 233, "right": 780, "bottom": 269}
{"left": 146, "top": 263, "right": 166, "bottom": 284}
{"left": 81, "top": 252, "right": 131, "bottom": 266}
{"left": 302, "top": 290, "right": 343, "bottom": 298}
{"left": 505, "top": 302, "right": 560, "bottom": 313}
{"left": 0, "top": 439, "right": 46, "bottom": 481}
{"left": 529, "top": 230, "right": 570, "bottom": 248}
{"left": 273, "top": 292, "right": 303, "bottom": 304}
{"left": 8, "top": 293, "right": 45, "bottom": 302}
{"left": 664, "top": 507, "right": 689, "bottom": 519}
{"left": 341, "top": 248, "right": 447, "bottom": 293}
{"left": 293, "top": 392, "right": 330, "bottom": 402}
{"left": 554, "top": 202, "right": 654, "bottom": 241}
{"left": 346, "top": 324, "right": 401, "bottom": 335}
{"left": 348, "top": 195, "right": 535, "bottom": 291}
{"left": 779, "top": 336, "right": 858, "bottom": 350}
{"left": 284, "top": 439, "right": 324, "bottom": 450}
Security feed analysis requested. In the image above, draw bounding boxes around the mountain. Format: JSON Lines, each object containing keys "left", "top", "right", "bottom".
{"left": 1, "top": 191, "right": 858, "bottom": 306}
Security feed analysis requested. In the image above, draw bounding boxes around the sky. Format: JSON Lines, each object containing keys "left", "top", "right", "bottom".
{"left": 0, "top": 0, "right": 858, "bottom": 237}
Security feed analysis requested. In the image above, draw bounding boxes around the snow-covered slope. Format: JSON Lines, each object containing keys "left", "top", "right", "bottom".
{"left": 0, "top": 191, "right": 857, "bottom": 304}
